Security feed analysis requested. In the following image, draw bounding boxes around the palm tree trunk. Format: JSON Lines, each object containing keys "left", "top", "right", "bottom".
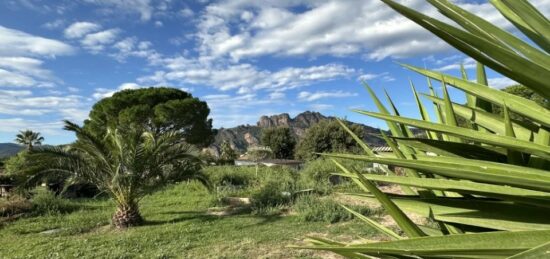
{"left": 112, "top": 202, "right": 143, "bottom": 228}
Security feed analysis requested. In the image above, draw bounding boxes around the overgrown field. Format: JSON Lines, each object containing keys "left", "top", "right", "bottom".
{"left": 1, "top": 163, "right": 383, "bottom": 258}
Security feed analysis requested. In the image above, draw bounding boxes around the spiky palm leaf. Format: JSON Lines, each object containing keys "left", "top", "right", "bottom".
{"left": 296, "top": 0, "right": 550, "bottom": 258}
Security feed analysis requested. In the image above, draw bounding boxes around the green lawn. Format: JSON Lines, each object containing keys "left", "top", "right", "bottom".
{"left": 0, "top": 182, "right": 378, "bottom": 258}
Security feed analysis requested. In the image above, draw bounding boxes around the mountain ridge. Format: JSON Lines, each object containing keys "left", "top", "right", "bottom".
{"left": 208, "top": 111, "right": 386, "bottom": 156}
{"left": 0, "top": 111, "right": 387, "bottom": 159}
{"left": 0, "top": 143, "right": 23, "bottom": 159}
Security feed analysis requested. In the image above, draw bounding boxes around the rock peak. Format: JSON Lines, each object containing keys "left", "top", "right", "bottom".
{"left": 256, "top": 111, "right": 326, "bottom": 128}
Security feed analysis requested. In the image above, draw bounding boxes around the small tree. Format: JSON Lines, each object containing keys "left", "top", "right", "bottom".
{"left": 4, "top": 151, "right": 27, "bottom": 175}
{"left": 84, "top": 87, "right": 215, "bottom": 147}
{"left": 15, "top": 130, "right": 44, "bottom": 151}
{"left": 295, "top": 120, "right": 364, "bottom": 160}
{"left": 261, "top": 127, "right": 296, "bottom": 159}
{"left": 219, "top": 141, "right": 237, "bottom": 164}
{"left": 501, "top": 84, "right": 548, "bottom": 109}
{"left": 23, "top": 120, "right": 209, "bottom": 228}
{"left": 491, "top": 85, "right": 550, "bottom": 123}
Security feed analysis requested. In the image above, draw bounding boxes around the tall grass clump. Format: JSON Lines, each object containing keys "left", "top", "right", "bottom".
{"left": 0, "top": 196, "right": 32, "bottom": 218}
{"left": 204, "top": 165, "right": 300, "bottom": 211}
{"left": 31, "top": 190, "right": 77, "bottom": 216}
{"left": 298, "top": 159, "right": 371, "bottom": 194}
{"left": 297, "top": 0, "right": 550, "bottom": 258}
{"left": 293, "top": 195, "right": 375, "bottom": 224}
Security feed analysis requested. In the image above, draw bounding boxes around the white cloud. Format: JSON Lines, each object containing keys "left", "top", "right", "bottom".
{"left": 0, "top": 89, "right": 33, "bottom": 97}
{"left": 64, "top": 22, "right": 101, "bottom": 39}
{"left": 196, "top": 0, "right": 449, "bottom": 61}
{"left": 180, "top": 87, "right": 194, "bottom": 93}
{"left": 269, "top": 91, "right": 285, "bottom": 100}
{"left": 81, "top": 28, "right": 121, "bottom": 53}
{"left": 0, "top": 118, "right": 65, "bottom": 135}
{"left": 201, "top": 93, "right": 288, "bottom": 127}
{"left": 357, "top": 72, "right": 395, "bottom": 82}
{"left": 434, "top": 57, "right": 476, "bottom": 72}
{"left": 119, "top": 82, "right": 140, "bottom": 90}
{"left": 180, "top": 8, "right": 194, "bottom": 18}
{"left": 310, "top": 103, "right": 334, "bottom": 111}
{"left": 42, "top": 19, "right": 65, "bottom": 30}
{"left": 92, "top": 88, "right": 117, "bottom": 100}
{"left": 110, "top": 37, "right": 158, "bottom": 61}
{"left": 0, "top": 25, "right": 74, "bottom": 57}
{"left": 154, "top": 21, "right": 163, "bottom": 27}
{"left": 195, "top": 0, "right": 550, "bottom": 62}
{"left": 488, "top": 77, "right": 518, "bottom": 89}
{"left": 92, "top": 82, "right": 142, "bottom": 99}
{"left": 83, "top": 0, "right": 154, "bottom": 21}
{"left": 0, "top": 57, "right": 53, "bottom": 80}
{"left": 0, "top": 69, "right": 36, "bottom": 87}
{"left": 298, "top": 90, "right": 357, "bottom": 102}
{"left": 60, "top": 108, "right": 89, "bottom": 123}
{"left": 0, "top": 89, "right": 88, "bottom": 119}
{"left": 67, "top": 87, "right": 80, "bottom": 93}
{"left": 138, "top": 56, "right": 355, "bottom": 92}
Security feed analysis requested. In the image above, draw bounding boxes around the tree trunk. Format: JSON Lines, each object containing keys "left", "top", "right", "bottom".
{"left": 112, "top": 202, "right": 143, "bottom": 229}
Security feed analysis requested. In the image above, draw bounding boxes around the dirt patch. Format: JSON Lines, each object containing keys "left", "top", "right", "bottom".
{"left": 206, "top": 205, "right": 250, "bottom": 216}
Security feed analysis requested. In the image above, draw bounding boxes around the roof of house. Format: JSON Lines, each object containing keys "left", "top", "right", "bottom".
{"left": 258, "top": 159, "right": 303, "bottom": 165}
{"left": 235, "top": 158, "right": 303, "bottom": 165}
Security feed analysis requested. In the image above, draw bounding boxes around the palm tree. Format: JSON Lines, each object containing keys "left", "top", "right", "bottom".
{"left": 24, "top": 120, "right": 210, "bottom": 228}
{"left": 15, "top": 130, "right": 44, "bottom": 150}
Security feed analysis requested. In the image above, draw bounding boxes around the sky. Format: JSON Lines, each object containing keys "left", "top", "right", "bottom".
{"left": 0, "top": 0, "right": 548, "bottom": 144}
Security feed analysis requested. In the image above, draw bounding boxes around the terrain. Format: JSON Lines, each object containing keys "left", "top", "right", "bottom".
{"left": 0, "top": 181, "right": 378, "bottom": 258}
{"left": 210, "top": 111, "right": 386, "bottom": 155}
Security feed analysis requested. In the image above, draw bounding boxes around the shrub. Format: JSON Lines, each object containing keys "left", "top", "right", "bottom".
{"left": 219, "top": 141, "right": 238, "bottom": 164}
{"left": 3, "top": 151, "right": 28, "bottom": 175}
{"left": 205, "top": 166, "right": 255, "bottom": 187}
{"left": 31, "top": 190, "right": 77, "bottom": 216}
{"left": 293, "top": 195, "right": 373, "bottom": 223}
{"left": 297, "top": 158, "right": 371, "bottom": 194}
{"left": 251, "top": 181, "right": 293, "bottom": 210}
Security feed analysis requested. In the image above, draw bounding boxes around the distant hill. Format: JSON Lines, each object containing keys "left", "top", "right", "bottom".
{"left": 206, "top": 111, "right": 387, "bottom": 156}
{"left": 0, "top": 143, "right": 23, "bottom": 158}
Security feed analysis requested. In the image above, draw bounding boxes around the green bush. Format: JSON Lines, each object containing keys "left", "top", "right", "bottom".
{"left": 297, "top": 158, "right": 371, "bottom": 194}
{"left": 251, "top": 181, "right": 293, "bottom": 210}
{"left": 31, "top": 191, "right": 77, "bottom": 216}
{"left": 293, "top": 195, "right": 374, "bottom": 223}
{"left": 3, "top": 151, "right": 27, "bottom": 175}
{"left": 295, "top": 119, "right": 370, "bottom": 161}
{"left": 204, "top": 166, "right": 256, "bottom": 187}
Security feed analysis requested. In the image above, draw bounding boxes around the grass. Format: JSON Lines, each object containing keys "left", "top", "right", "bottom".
{"left": 0, "top": 181, "right": 379, "bottom": 258}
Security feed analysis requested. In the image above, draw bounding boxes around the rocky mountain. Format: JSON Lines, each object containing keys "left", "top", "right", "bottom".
{"left": 208, "top": 111, "right": 386, "bottom": 156}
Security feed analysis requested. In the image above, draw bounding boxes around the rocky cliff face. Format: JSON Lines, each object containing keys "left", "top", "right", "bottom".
{"left": 209, "top": 111, "right": 385, "bottom": 155}
{"left": 256, "top": 111, "right": 327, "bottom": 138}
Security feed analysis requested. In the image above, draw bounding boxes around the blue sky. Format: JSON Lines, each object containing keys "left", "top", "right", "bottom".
{"left": 0, "top": 0, "right": 547, "bottom": 144}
